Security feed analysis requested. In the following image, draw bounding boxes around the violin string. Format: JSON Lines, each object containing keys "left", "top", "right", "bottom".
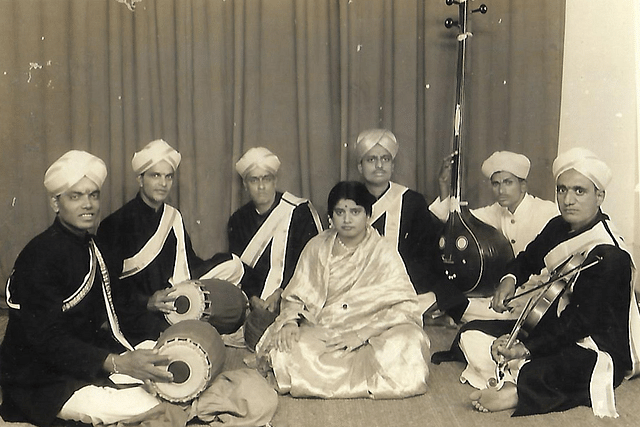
{"left": 504, "top": 256, "right": 602, "bottom": 304}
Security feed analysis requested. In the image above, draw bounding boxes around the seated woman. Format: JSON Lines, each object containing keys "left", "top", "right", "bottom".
{"left": 255, "top": 181, "right": 430, "bottom": 399}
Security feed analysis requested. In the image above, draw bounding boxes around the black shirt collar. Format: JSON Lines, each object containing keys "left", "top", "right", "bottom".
{"left": 52, "top": 217, "right": 93, "bottom": 244}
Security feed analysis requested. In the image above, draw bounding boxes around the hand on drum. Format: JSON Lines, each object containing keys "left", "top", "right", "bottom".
{"left": 491, "top": 277, "right": 516, "bottom": 313}
{"left": 250, "top": 289, "right": 282, "bottom": 313}
{"left": 114, "top": 349, "right": 174, "bottom": 383}
{"left": 249, "top": 295, "right": 267, "bottom": 311}
{"left": 147, "top": 287, "right": 177, "bottom": 314}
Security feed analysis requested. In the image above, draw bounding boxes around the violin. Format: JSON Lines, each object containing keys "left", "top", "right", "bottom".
{"left": 487, "top": 252, "right": 602, "bottom": 389}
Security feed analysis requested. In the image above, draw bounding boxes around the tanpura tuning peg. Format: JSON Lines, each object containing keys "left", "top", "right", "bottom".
{"left": 444, "top": 18, "right": 458, "bottom": 29}
{"left": 472, "top": 4, "right": 488, "bottom": 14}
{"left": 445, "top": 0, "right": 458, "bottom": 5}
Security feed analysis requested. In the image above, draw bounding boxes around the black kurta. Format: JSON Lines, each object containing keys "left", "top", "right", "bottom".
{"left": 448, "top": 211, "right": 633, "bottom": 416}
{"left": 370, "top": 186, "right": 469, "bottom": 321}
{"left": 0, "top": 219, "right": 124, "bottom": 426}
{"left": 227, "top": 192, "right": 320, "bottom": 299}
{"left": 97, "top": 194, "right": 235, "bottom": 344}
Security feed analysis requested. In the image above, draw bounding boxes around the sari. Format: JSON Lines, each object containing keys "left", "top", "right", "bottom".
{"left": 256, "top": 226, "right": 430, "bottom": 398}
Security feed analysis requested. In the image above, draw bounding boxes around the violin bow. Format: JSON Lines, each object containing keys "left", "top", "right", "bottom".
{"left": 503, "top": 256, "right": 602, "bottom": 305}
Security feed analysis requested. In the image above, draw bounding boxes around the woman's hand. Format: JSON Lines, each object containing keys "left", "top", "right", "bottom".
{"left": 274, "top": 323, "right": 300, "bottom": 353}
{"left": 325, "top": 330, "right": 366, "bottom": 352}
{"left": 147, "top": 287, "right": 176, "bottom": 314}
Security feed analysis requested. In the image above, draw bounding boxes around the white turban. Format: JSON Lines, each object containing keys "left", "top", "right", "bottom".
{"left": 44, "top": 150, "right": 107, "bottom": 196}
{"left": 552, "top": 147, "right": 612, "bottom": 190}
{"left": 355, "top": 129, "right": 399, "bottom": 161}
{"left": 481, "top": 151, "right": 531, "bottom": 179}
{"left": 235, "top": 147, "right": 281, "bottom": 178}
{"left": 131, "top": 139, "right": 181, "bottom": 175}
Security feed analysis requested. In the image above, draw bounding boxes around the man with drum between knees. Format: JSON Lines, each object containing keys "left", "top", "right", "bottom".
{"left": 0, "top": 150, "right": 184, "bottom": 426}
{"left": 97, "top": 140, "right": 246, "bottom": 346}
{"left": 452, "top": 148, "right": 640, "bottom": 417}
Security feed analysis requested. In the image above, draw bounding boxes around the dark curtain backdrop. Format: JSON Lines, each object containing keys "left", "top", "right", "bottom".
{"left": 0, "top": 0, "right": 564, "bottom": 292}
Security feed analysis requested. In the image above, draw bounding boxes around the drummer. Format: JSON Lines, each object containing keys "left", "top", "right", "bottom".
{"left": 0, "top": 150, "right": 277, "bottom": 427}
{"left": 0, "top": 150, "right": 182, "bottom": 426}
{"left": 97, "top": 139, "right": 247, "bottom": 345}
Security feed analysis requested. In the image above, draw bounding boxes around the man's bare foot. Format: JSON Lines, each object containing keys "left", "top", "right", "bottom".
{"left": 469, "top": 382, "right": 518, "bottom": 413}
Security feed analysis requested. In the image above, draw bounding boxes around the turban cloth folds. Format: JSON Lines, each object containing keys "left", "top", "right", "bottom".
{"left": 132, "top": 139, "right": 181, "bottom": 175}
{"left": 355, "top": 129, "right": 399, "bottom": 161}
{"left": 44, "top": 150, "right": 107, "bottom": 196}
{"left": 481, "top": 151, "right": 531, "bottom": 179}
{"left": 235, "top": 147, "right": 281, "bottom": 178}
{"left": 552, "top": 147, "right": 612, "bottom": 190}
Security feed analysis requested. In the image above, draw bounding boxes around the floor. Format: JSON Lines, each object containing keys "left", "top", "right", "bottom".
{"left": 2, "top": 311, "right": 640, "bottom": 427}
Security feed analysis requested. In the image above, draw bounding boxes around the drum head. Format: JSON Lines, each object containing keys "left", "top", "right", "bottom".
{"left": 165, "top": 281, "right": 211, "bottom": 325}
{"left": 152, "top": 338, "right": 212, "bottom": 402}
{"left": 153, "top": 320, "right": 226, "bottom": 402}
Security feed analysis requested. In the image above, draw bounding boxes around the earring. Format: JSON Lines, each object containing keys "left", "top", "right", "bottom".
{"left": 328, "top": 218, "right": 334, "bottom": 229}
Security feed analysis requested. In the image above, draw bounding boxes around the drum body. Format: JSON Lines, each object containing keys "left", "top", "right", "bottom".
{"left": 152, "top": 319, "right": 226, "bottom": 402}
{"left": 165, "top": 279, "right": 248, "bottom": 334}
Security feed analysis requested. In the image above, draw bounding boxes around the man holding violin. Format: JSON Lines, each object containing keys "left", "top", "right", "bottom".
{"left": 434, "top": 147, "right": 640, "bottom": 417}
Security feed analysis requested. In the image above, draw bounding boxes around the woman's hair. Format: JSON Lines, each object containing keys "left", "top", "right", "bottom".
{"left": 327, "top": 181, "right": 376, "bottom": 217}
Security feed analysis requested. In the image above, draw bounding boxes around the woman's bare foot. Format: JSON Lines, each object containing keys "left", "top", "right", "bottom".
{"left": 470, "top": 382, "right": 518, "bottom": 413}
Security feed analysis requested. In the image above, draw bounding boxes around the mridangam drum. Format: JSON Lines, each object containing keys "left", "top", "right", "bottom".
{"left": 165, "top": 280, "right": 212, "bottom": 326}
{"left": 165, "top": 279, "right": 248, "bottom": 334}
{"left": 152, "top": 319, "right": 225, "bottom": 403}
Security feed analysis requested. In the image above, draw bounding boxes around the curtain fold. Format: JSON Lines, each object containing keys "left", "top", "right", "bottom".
{"left": 0, "top": 0, "right": 564, "bottom": 295}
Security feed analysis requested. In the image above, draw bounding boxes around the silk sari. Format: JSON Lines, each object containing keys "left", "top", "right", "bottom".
{"left": 256, "top": 227, "right": 430, "bottom": 398}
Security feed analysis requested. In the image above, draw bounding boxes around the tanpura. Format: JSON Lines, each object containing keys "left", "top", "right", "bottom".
{"left": 439, "top": 0, "right": 513, "bottom": 297}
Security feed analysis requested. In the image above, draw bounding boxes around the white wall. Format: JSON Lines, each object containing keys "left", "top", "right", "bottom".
{"left": 558, "top": 0, "right": 640, "bottom": 261}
